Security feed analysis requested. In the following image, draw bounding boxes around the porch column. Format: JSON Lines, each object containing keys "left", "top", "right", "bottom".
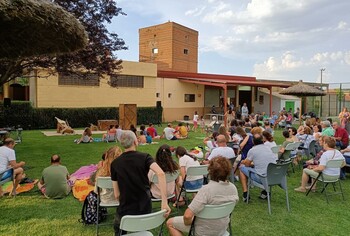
{"left": 3, "top": 82, "right": 10, "bottom": 98}
{"left": 269, "top": 86, "right": 273, "bottom": 116}
{"left": 223, "top": 85, "right": 228, "bottom": 127}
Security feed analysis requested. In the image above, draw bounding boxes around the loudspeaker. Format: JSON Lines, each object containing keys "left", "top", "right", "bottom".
{"left": 4, "top": 98, "right": 11, "bottom": 108}
{"left": 156, "top": 101, "right": 162, "bottom": 108}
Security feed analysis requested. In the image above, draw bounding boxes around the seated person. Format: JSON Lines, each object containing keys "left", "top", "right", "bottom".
{"left": 166, "top": 156, "right": 239, "bottom": 236}
{"left": 340, "top": 144, "right": 350, "bottom": 179}
{"left": 138, "top": 131, "right": 147, "bottom": 144}
{"left": 102, "top": 125, "right": 117, "bottom": 141}
{"left": 37, "top": 155, "right": 71, "bottom": 199}
{"left": 148, "top": 145, "right": 180, "bottom": 199}
{"left": 129, "top": 124, "right": 137, "bottom": 135}
{"left": 0, "top": 138, "right": 25, "bottom": 196}
{"left": 174, "top": 146, "right": 203, "bottom": 206}
{"left": 164, "top": 123, "right": 183, "bottom": 140}
{"left": 177, "top": 122, "right": 188, "bottom": 138}
{"left": 239, "top": 134, "right": 277, "bottom": 201}
{"left": 76, "top": 127, "right": 93, "bottom": 144}
{"left": 278, "top": 130, "right": 294, "bottom": 161}
{"left": 332, "top": 122, "right": 349, "bottom": 149}
{"left": 295, "top": 136, "right": 345, "bottom": 193}
{"left": 147, "top": 123, "right": 161, "bottom": 139}
{"left": 94, "top": 146, "right": 122, "bottom": 204}
{"left": 146, "top": 132, "right": 153, "bottom": 144}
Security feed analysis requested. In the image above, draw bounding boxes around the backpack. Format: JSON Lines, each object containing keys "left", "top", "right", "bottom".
{"left": 80, "top": 191, "right": 107, "bottom": 225}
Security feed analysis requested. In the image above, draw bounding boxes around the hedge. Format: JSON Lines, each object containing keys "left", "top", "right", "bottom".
{"left": 0, "top": 101, "right": 162, "bottom": 129}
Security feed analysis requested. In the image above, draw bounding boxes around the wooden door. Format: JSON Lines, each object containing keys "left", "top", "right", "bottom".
{"left": 119, "top": 104, "right": 137, "bottom": 130}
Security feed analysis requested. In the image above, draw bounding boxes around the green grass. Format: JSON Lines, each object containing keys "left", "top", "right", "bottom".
{"left": 0, "top": 126, "right": 349, "bottom": 236}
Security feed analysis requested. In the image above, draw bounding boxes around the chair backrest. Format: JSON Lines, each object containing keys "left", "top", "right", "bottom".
{"left": 0, "top": 168, "right": 14, "bottom": 185}
{"left": 213, "top": 123, "right": 221, "bottom": 132}
{"left": 279, "top": 143, "right": 293, "bottom": 161}
{"left": 308, "top": 140, "right": 317, "bottom": 157}
{"left": 292, "top": 142, "right": 301, "bottom": 149}
{"left": 151, "top": 171, "right": 179, "bottom": 184}
{"left": 284, "top": 143, "right": 295, "bottom": 151}
{"left": 119, "top": 209, "right": 166, "bottom": 232}
{"left": 96, "top": 176, "right": 113, "bottom": 189}
{"left": 325, "top": 159, "right": 344, "bottom": 168}
{"left": 271, "top": 146, "right": 280, "bottom": 154}
{"left": 196, "top": 202, "right": 236, "bottom": 219}
{"left": 226, "top": 142, "right": 235, "bottom": 149}
{"left": 186, "top": 165, "right": 208, "bottom": 177}
{"left": 266, "top": 162, "right": 290, "bottom": 186}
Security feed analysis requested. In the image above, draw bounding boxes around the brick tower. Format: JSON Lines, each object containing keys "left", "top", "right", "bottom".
{"left": 139, "top": 21, "right": 198, "bottom": 73}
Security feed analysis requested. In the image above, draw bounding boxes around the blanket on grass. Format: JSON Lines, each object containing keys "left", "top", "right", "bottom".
{"left": 2, "top": 179, "right": 38, "bottom": 194}
{"left": 70, "top": 165, "right": 97, "bottom": 201}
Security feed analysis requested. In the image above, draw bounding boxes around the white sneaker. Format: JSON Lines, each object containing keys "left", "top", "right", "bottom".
{"left": 234, "top": 176, "right": 239, "bottom": 181}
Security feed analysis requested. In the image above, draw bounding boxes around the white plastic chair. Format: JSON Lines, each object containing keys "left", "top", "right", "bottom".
{"left": 189, "top": 202, "right": 236, "bottom": 236}
{"left": 247, "top": 161, "right": 291, "bottom": 214}
{"left": 150, "top": 171, "right": 179, "bottom": 203}
{"left": 96, "top": 177, "right": 119, "bottom": 235}
{"left": 118, "top": 209, "right": 166, "bottom": 236}
{"left": 177, "top": 165, "right": 208, "bottom": 206}
{"left": 306, "top": 159, "right": 345, "bottom": 203}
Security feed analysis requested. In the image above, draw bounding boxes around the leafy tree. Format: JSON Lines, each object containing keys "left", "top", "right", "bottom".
{"left": 0, "top": 0, "right": 127, "bottom": 86}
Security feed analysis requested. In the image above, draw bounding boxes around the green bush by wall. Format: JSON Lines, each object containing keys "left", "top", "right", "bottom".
{"left": 0, "top": 101, "right": 162, "bottom": 129}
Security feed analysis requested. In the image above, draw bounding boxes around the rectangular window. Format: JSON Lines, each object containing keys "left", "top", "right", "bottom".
{"left": 152, "top": 48, "right": 158, "bottom": 54}
{"left": 184, "top": 49, "right": 189, "bottom": 55}
{"left": 259, "top": 95, "right": 264, "bottom": 105}
{"left": 109, "top": 75, "right": 144, "bottom": 88}
{"left": 184, "top": 94, "right": 195, "bottom": 102}
{"left": 58, "top": 72, "right": 99, "bottom": 86}
{"left": 156, "top": 92, "right": 160, "bottom": 98}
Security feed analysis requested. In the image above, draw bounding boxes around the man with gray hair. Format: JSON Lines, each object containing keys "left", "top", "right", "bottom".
{"left": 321, "top": 120, "right": 334, "bottom": 137}
{"left": 111, "top": 130, "right": 171, "bottom": 235}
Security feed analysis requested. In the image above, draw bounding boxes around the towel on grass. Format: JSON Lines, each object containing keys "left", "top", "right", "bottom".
{"left": 2, "top": 179, "right": 38, "bottom": 194}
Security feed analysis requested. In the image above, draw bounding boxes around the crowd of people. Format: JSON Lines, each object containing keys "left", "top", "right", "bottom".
{"left": 1, "top": 105, "right": 350, "bottom": 235}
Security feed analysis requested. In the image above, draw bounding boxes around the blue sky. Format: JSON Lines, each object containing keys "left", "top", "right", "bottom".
{"left": 109, "top": 0, "right": 350, "bottom": 87}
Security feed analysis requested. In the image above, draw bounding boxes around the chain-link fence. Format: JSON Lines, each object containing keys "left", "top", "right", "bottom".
{"left": 306, "top": 82, "right": 350, "bottom": 118}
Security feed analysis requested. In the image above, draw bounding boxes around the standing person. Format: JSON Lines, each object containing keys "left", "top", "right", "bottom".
{"left": 200, "top": 116, "right": 206, "bottom": 134}
{"left": 166, "top": 157, "right": 239, "bottom": 236}
{"left": 338, "top": 107, "right": 350, "bottom": 129}
{"left": 37, "top": 154, "right": 71, "bottom": 199}
{"left": 241, "top": 103, "right": 249, "bottom": 119}
{"left": 192, "top": 111, "right": 199, "bottom": 132}
{"left": 0, "top": 138, "right": 25, "bottom": 196}
{"left": 111, "top": 131, "right": 171, "bottom": 234}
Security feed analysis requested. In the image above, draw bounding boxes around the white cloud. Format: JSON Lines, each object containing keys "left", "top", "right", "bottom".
{"left": 337, "top": 21, "right": 348, "bottom": 30}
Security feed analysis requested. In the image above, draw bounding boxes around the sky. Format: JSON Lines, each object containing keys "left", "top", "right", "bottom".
{"left": 109, "top": 0, "right": 350, "bottom": 88}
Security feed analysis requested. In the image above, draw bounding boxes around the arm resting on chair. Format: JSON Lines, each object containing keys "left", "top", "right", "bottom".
{"left": 183, "top": 208, "right": 195, "bottom": 226}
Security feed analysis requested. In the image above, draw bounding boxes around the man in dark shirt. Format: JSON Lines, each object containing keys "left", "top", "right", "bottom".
{"left": 111, "top": 130, "right": 170, "bottom": 234}
{"left": 333, "top": 122, "right": 349, "bottom": 149}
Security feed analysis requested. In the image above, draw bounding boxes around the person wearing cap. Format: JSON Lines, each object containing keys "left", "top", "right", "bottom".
{"left": 37, "top": 154, "right": 71, "bottom": 199}
{"left": 0, "top": 138, "right": 25, "bottom": 196}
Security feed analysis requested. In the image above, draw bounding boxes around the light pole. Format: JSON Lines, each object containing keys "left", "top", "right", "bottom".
{"left": 320, "top": 68, "right": 325, "bottom": 117}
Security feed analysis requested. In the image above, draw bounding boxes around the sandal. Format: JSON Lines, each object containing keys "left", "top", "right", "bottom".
{"left": 173, "top": 200, "right": 186, "bottom": 207}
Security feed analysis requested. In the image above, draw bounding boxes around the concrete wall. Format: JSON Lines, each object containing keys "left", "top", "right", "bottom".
{"left": 32, "top": 61, "right": 158, "bottom": 108}
{"left": 254, "top": 91, "right": 300, "bottom": 115}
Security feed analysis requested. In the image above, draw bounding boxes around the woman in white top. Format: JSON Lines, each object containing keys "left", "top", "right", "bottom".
{"left": 262, "top": 131, "right": 277, "bottom": 158}
{"left": 175, "top": 146, "right": 203, "bottom": 207}
{"left": 295, "top": 136, "right": 345, "bottom": 193}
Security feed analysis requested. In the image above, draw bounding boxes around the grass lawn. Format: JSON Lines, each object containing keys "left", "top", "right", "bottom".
{"left": 0, "top": 125, "right": 349, "bottom": 236}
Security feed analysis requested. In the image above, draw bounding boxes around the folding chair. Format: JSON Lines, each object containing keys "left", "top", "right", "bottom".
{"left": 150, "top": 171, "right": 179, "bottom": 211}
{"left": 0, "top": 168, "right": 14, "bottom": 196}
{"left": 177, "top": 165, "right": 208, "bottom": 207}
{"left": 303, "top": 140, "right": 317, "bottom": 159}
{"left": 96, "top": 177, "right": 119, "bottom": 235}
{"left": 306, "top": 159, "right": 345, "bottom": 203}
{"left": 189, "top": 202, "right": 236, "bottom": 236}
{"left": 247, "top": 161, "right": 291, "bottom": 214}
{"left": 118, "top": 209, "right": 166, "bottom": 236}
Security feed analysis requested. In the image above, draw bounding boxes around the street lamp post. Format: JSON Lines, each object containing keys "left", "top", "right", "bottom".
{"left": 320, "top": 68, "right": 325, "bottom": 118}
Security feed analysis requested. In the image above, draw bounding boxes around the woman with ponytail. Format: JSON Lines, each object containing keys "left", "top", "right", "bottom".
{"left": 148, "top": 144, "right": 180, "bottom": 199}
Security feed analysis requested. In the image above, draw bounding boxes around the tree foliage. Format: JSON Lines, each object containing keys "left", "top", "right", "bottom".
{"left": 0, "top": 0, "right": 127, "bottom": 86}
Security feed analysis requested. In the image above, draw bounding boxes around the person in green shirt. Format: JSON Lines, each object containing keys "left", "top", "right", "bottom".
{"left": 321, "top": 120, "right": 334, "bottom": 137}
{"left": 37, "top": 154, "right": 70, "bottom": 199}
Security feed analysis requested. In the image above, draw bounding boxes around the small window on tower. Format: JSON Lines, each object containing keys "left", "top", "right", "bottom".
{"left": 184, "top": 49, "right": 189, "bottom": 55}
{"left": 152, "top": 48, "right": 158, "bottom": 54}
